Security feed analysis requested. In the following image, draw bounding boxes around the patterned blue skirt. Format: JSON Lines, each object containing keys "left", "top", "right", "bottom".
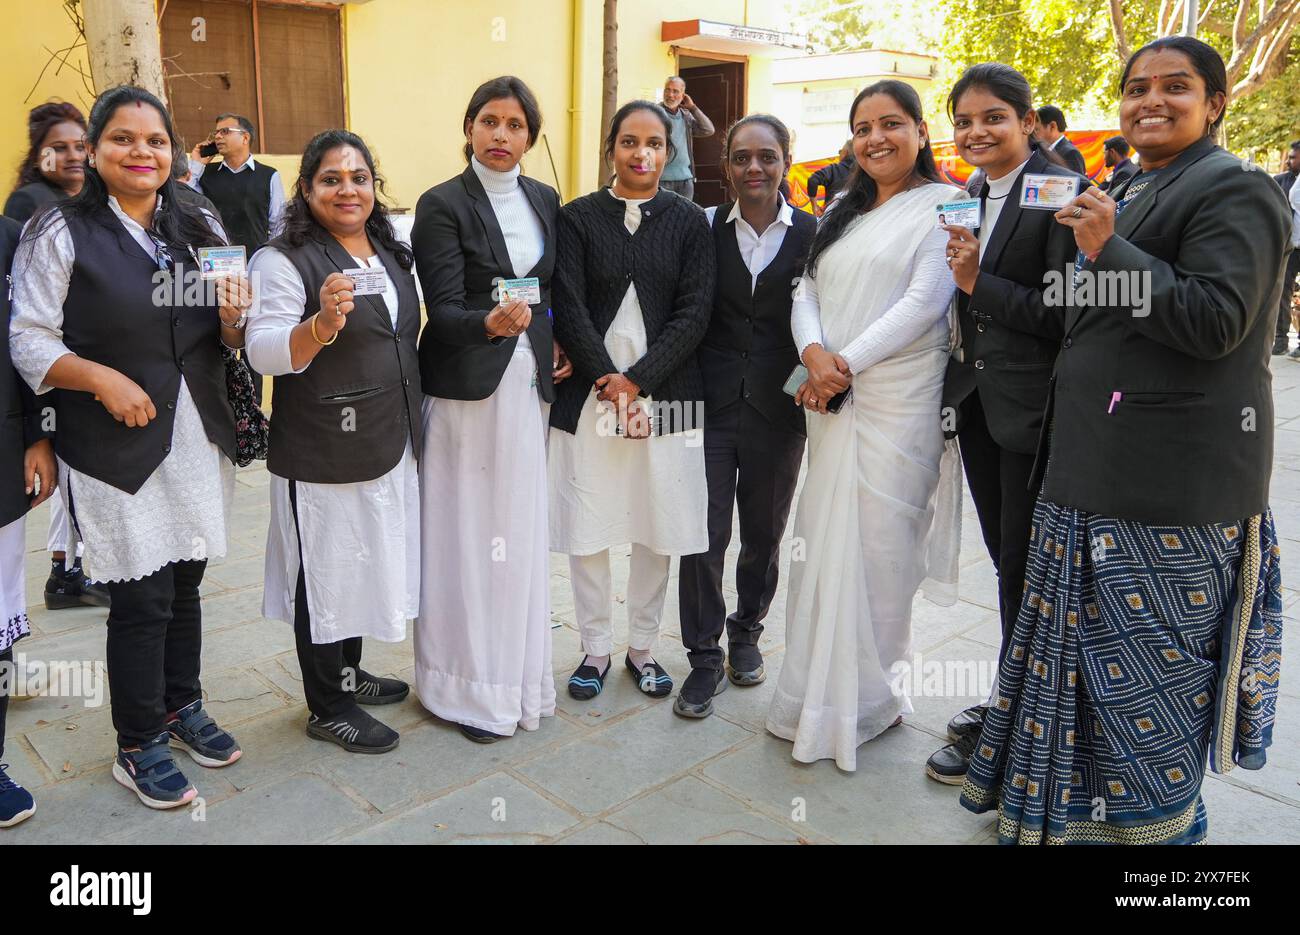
{"left": 960, "top": 497, "right": 1282, "bottom": 845}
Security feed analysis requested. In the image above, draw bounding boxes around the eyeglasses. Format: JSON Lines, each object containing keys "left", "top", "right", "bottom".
{"left": 145, "top": 229, "right": 175, "bottom": 273}
{"left": 212, "top": 127, "right": 248, "bottom": 138}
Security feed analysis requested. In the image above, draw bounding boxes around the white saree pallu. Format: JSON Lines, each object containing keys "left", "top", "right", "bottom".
{"left": 766, "top": 183, "right": 963, "bottom": 771}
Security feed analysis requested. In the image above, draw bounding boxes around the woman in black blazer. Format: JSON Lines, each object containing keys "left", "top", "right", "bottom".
{"left": 927, "top": 64, "right": 1083, "bottom": 785}
{"left": 0, "top": 214, "right": 55, "bottom": 828}
{"left": 959, "top": 37, "right": 1291, "bottom": 845}
{"left": 410, "top": 76, "right": 567, "bottom": 744}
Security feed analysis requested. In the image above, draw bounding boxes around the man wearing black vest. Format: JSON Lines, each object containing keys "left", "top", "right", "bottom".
{"left": 676, "top": 116, "right": 816, "bottom": 718}
{"left": 189, "top": 114, "right": 285, "bottom": 402}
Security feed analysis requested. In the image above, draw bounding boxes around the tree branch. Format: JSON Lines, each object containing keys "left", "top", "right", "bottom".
{"left": 1108, "top": 0, "right": 1131, "bottom": 63}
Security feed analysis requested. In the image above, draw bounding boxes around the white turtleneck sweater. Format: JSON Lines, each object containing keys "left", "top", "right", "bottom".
{"left": 470, "top": 155, "right": 545, "bottom": 280}
{"left": 979, "top": 156, "right": 1031, "bottom": 260}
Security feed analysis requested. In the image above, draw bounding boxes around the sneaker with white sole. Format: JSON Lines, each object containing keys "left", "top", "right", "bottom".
{"left": 166, "top": 699, "right": 242, "bottom": 767}
{"left": 0, "top": 764, "right": 36, "bottom": 828}
{"left": 113, "top": 734, "right": 197, "bottom": 809}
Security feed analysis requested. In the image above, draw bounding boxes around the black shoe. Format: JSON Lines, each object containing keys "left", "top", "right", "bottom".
{"left": 567, "top": 657, "right": 611, "bottom": 700}
{"left": 44, "top": 564, "right": 111, "bottom": 610}
{"left": 1274, "top": 336, "right": 1290, "bottom": 355}
{"left": 459, "top": 723, "right": 506, "bottom": 743}
{"left": 726, "top": 643, "right": 765, "bottom": 686}
{"left": 946, "top": 703, "right": 986, "bottom": 743}
{"left": 925, "top": 729, "right": 979, "bottom": 785}
{"left": 673, "top": 667, "right": 727, "bottom": 718}
{"left": 625, "top": 654, "right": 673, "bottom": 697}
{"left": 354, "top": 669, "right": 409, "bottom": 706}
{"left": 306, "top": 708, "right": 399, "bottom": 754}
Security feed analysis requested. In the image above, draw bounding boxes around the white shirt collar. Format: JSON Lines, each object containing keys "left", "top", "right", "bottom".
{"left": 725, "top": 197, "right": 794, "bottom": 232}
{"left": 1047, "top": 136, "right": 1063, "bottom": 150}
{"left": 107, "top": 193, "right": 163, "bottom": 232}
{"left": 218, "top": 156, "right": 257, "bottom": 173}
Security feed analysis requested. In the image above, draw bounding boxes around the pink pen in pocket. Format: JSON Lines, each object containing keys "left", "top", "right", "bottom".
{"left": 1107, "top": 391, "right": 1122, "bottom": 414}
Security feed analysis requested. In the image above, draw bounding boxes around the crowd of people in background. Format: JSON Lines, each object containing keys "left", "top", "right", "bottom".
{"left": 1, "top": 35, "right": 1294, "bottom": 845}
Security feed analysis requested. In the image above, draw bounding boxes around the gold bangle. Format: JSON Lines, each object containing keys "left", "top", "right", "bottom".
{"left": 310, "top": 313, "right": 337, "bottom": 346}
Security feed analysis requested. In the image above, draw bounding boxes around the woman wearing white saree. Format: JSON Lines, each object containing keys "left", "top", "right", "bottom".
{"left": 766, "top": 80, "right": 964, "bottom": 771}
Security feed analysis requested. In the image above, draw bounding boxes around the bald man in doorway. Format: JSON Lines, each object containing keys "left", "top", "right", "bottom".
{"left": 660, "top": 76, "right": 716, "bottom": 203}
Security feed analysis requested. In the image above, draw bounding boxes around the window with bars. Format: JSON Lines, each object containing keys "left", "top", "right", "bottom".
{"left": 160, "top": 0, "right": 344, "bottom": 155}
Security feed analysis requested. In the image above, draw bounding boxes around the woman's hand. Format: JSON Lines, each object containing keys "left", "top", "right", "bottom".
{"left": 595, "top": 372, "right": 640, "bottom": 405}
{"left": 552, "top": 339, "right": 573, "bottom": 383}
{"left": 216, "top": 273, "right": 252, "bottom": 327}
{"left": 620, "top": 399, "right": 652, "bottom": 439}
{"left": 24, "top": 438, "right": 56, "bottom": 507}
{"left": 801, "top": 344, "right": 851, "bottom": 400}
{"left": 93, "top": 369, "right": 156, "bottom": 427}
{"left": 316, "top": 272, "right": 356, "bottom": 340}
{"left": 485, "top": 298, "right": 532, "bottom": 339}
{"left": 1055, "top": 185, "right": 1116, "bottom": 259}
{"left": 943, "top": 224, "right": 980, "bottom": 295}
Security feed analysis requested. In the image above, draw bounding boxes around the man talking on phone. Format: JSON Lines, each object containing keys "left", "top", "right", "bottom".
{"left": 660, "top": 77, "right": 715, "bottom": 203}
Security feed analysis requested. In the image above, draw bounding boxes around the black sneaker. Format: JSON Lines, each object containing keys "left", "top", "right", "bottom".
{"left": 625, "top": 654, "right": 673, "bottom": 698}
{"left": 946, "top": 703, "right": 986, "bottom": 743}
{"left": 44, "top": 562, "right": 111, "bottom": 610}
{"left": 673, "top": 667, "right": 727, "bottom": 718}
{"left": 726, "top": 643, "right": 765, "bottom": 686}
{"left": 306, "top": 708, "right": 399, "bottom": 754}
{"left": 1274, "top": 335, "right": 1290, "bottom": 355}
{"left": 925, "top": 729, "right": 979, "bottom": 785}
{"left": 459, "top": 723, "right": 506, "bottom": 744}
{"left": 353, "top": 670, "right": 410, "bottom": 706}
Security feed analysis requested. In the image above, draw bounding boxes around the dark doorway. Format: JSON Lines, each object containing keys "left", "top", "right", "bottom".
{"left": 678, "top": 59, "right": 745, "bottom": 207}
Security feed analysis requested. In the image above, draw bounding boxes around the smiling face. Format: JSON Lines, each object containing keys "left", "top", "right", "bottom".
{"left": 90, "top": 103, "right": 172, "bottom": 202}
{"left": 851, "top": 92, "right": 926, "bottom": 189}
{"left": 1120, "top": 48, "right": 1224, "bottom": 169}
{"left": 952, "top": 86, "right": 1034, "bottom": 179}
{"left": 303, "top": 144, "right": 375, "bottom": 238}
{"left": 38, "top": 120, "right": 86, "bottom": 194}
{"left": 724, "top": 122, "right": 789, "bottom": 207}
{"left": 611, "top": 108, "right": 668, "bottom": 195}
{"left": 466, "top": 96, "right": 531, "bottom": 173}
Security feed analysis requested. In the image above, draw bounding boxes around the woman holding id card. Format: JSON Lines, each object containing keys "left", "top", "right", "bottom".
{"left": 409, "top": 77, "right": 564, "bottom": 744}
{"left": 245, "top": 129, "right": 422, "bottom": 756}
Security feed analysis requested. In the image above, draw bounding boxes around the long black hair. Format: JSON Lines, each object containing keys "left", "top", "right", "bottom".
{"left": 947, "top": 63, "right": 1066, "bottom": 170}
{"left": 277, "top": 129, "right": 414, "bottom": 270}
{"left": 806, "top": 79, "right": 941, "bottom": 275}
{"left": 602, "top": 100, "right": 677, "bottom": 171}
{"left": 15, "top": 101, "right": 86, "bottom": 189}
{"left": 462, "top": 75, "right": 542, "bottom": 162}
{"left": 21, "top": 85, "right": 223, "bottom": 257}
{"left": 1120, "top": 35, "right": 1228, "bottom": 134}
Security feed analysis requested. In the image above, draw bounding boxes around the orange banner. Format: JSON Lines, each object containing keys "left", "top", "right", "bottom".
{"left": 789, "top": 130, "right": 1121, "bottom": 213}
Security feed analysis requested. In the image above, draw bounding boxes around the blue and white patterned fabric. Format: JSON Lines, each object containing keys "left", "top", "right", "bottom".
{"left": 960, "top": 497, "right": 1282, "bottom": 845}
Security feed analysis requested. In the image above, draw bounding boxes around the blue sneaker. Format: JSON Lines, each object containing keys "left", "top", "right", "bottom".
{"left": 112, "top": 734, "right": 197, "bottom": 809}
{"left": 0, "top": 764, "right": 35, "bottom": 827}
{"left": 166, "top": 699, "right": 242, "bottom": 767}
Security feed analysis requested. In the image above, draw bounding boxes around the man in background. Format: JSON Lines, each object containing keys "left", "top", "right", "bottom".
{"left": 660, "top": 76, "right": 716, "bottom": 202}
{"left": 1034, "top": 105, "right": 1087, "bottom": 176}
{"left": 807, "top": 139, "right": 856, "bottom": 216}
{"left": 1100, "top": 136, "right": 1137, "bottom": 192}
{"left": 1276, "top": 140, "right": 1300, "bottom": 357}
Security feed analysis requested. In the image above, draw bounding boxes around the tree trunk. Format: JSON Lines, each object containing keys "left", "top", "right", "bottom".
{"left": 81, "top": 0, "right": 168, "bottom": 102}
{"left": 597, "top": 0, "right": 618, "bottom": 190}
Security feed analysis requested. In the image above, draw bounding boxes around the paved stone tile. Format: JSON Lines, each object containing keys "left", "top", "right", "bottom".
{"left": 602, "top": 775, "right": 810, "bottom": 844}
{"left": 552, "top": 820, "right": 646, "bottom": 844}
{"left": 1201, "top": 775, "right": 1300, "bottom": 844}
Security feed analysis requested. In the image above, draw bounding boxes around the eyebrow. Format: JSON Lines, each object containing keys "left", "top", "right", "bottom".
{"left": 955, "top": 105, "right": 1013, "bottom": 117}
{"left": 1125, "top": 70, "right": 1194, "bottom": 83}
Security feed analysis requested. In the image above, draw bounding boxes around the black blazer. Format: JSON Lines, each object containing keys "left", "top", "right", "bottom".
{"left": 1, "top": 216, "right": 52, "bottom": 527}
{"left": 943, "top": 150, "right": 1084, "bottom": 454}
{"left": 3, "top": 179, "right": 64, "bottom": 225}
{"left": 412, "top": 165, "right": 559, "bottom": 402}
{"left": 1053, "top": 136, "right": 1087, "bottom": 177}
{"left": 1102, "top": 158, "right": 1138, "bottom": 192}
{"left": 1037, "top": 137, "right": 1293, "bottom": 525}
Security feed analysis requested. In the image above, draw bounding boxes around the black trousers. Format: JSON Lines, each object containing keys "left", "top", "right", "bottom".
{"left": 1277, "top": 249, "right": 1300, "bottom": 341}
{"left": 0, "top": 647, "right": 11, "bottom": 759}
{"left": 289, "top": 481, "right": 362, "bottom": 718}
{"left": 104, "top": 560, "right": 206, "bottom": 747}
{"left": 957, "top": 393, "right": 1038, "bottom": 651}
{"left": 678, "top": 401, "right": 804, "bottom": 671}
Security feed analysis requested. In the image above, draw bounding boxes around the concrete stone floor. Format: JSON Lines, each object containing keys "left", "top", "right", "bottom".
{"left": 5, "top": 362, "right": 1300, "bottom": 845}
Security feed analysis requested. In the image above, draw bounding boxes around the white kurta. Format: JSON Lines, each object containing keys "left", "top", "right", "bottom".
{"left": 8, "top": 196, "right": 235, "bottom": 583}
{"left": 0, "top": 516, "right": 29, "bottom": 652}
{"left": 414, "top": 157, "right": 555, "bottom": 735}
{"left": 246, "top": 246, "right": 419, "bottom": 644}
{"left": 547, "top": 196, "right": 708, "bottom": 557}
{"left": 768, "top": 183, "right": 964, "bottom": 771}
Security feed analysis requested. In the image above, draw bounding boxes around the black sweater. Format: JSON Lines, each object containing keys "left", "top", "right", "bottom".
{"left": 550, "top": 187, "right": 715, "bottom": 435}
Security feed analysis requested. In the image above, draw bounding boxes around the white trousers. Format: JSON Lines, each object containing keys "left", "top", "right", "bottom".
{"left": 570, "top": 545, "right": 670, "bottom": 656}
{"left": 47, "top": 494, "right": 82, "bottom": 557}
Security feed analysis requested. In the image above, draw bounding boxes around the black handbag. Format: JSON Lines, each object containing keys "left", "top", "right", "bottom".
{"left": 221, "top": 346, "right": 269, "bottom": 466}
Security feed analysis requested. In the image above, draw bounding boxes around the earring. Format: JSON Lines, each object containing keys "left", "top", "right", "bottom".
{"left": 88, "top": 155, "right": 95, "bottom": 167}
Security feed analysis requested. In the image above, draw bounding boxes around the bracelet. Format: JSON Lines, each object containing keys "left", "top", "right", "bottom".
{"left": 310, "top": 313, "right": 337, "bottom": 346}
{"left": 220, "top": 309, "right": 248, "bottom": 330}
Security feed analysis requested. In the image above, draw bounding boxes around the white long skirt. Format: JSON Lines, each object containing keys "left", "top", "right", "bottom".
{"left": 263, "top": 445, "right": 419, "bottom": 644}
{"left": 414, "top": 340, "right": 555, "bottom": 736}
{"left": 1, "top": 516, "right": 29, "bottom": 653}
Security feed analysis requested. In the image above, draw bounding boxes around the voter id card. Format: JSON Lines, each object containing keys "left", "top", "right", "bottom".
{"left": 197, "top": 246, "right": 246, "bottom": 281}
{"left": 341, "top": 267, "right": 387, "bottom": 296}
{"left": 500, "top": 276, "right": 542, "bottom": 305}
{"left": 936, "top": 198, "right": 981, "bottom": 230}
{"left": 1019, "top": 174, "right": 1079, "bottom": 210}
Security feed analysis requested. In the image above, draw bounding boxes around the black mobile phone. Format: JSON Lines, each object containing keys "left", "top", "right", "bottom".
{"left": 783, "top": 364, "right": 851, "bottom": 413}
{"left": 199, "top": 142, "right": 218, "bottom": 158}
